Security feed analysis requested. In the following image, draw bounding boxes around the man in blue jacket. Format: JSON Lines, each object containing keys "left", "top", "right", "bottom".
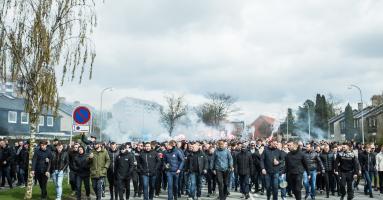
{"left": 164, "top": 140, "right": 185, "bottom": 200}
{"left": 212, "top": 140, "right": 233, "bottom": 200}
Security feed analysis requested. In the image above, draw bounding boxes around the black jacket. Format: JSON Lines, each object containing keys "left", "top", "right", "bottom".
{"left": 320, "top": 151, "right": 335, "bottom": 172}
{"left": 138, "top": 150, "right": 161, "bottom": 176}
{"left": 235, "top": 150, "right": 253, "bottom": 176}
{"left": 285, "top": 148, "right": 309, "bottom": 175}
{"left": 260, "top": 147, "right": 283, "bottom": 174}
{"left": 115, "top": 151, "right": 134, "bottom": 178}
{"left": 32, "top": 147, "right": 52, "bottom": 174}
{"left": 335, "top": 151, "right": 360, "bottom": 174}
{"left": 185, "top": 150, "right": 209, "bottom": 174}
{"left": 18, "top": 147, "right": 29, "bottom": 170}
{"left": 68, "top": 149, "right": 78, "bottom": 171}
{"left": 359, "top": 151, "right": 376, "bottom": 172}
{"left": 305, "top": 151, "right": 324, "bottom": 171}
{"left": 51, "top": 150, "right": 69, "bottom": 172}
{"left": 108, "top": 149, "right": 120, "bottom": 174}
{"left": 0, "top": 145, "right": 14, "bottom": 167}
{"left": 73, "top": 153, "right": 91, "bottom": 177}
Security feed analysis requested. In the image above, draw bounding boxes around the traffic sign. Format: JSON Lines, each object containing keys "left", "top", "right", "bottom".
{"left": 73, "top": 106, "right": 91, "bottom": 125}
{"left": 73, "top": 125, "right": 90, "bottom": 133}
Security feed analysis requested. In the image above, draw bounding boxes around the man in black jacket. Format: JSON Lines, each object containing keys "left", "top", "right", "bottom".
{"left": 320, "top": 144, "right": 336, "bottom": 198}
{"left": 335, "top": 143, "right": 361, "bottom": 200}
{"left": 260, "top": 139, "right": 283, "bottom": 200}
{"left": 51, "top": 142, "right": 69, "bottom": 200}
{"left": 138, "top": 142, "right": 161, "bottom": 200}
{"left": 285, "top": 141, "right": 309, "bottom": 200}
{"left": 68, "top": 143, "right": 79, "bottom": 195}
{"left": 185, "top": 142, "right": 208, "bottom": 200}
{"left": 107, "top": 142, "right": 120, "bottom": 200}
{"left": 73, "top": 146, "right": 91, "bottom": 200}
{"left": 359, "top": 144, "right": 376, "bottom": 198}
{"left": 249, "top": 141, "right": 261, "bottom": 194}
{"left": 303, "top": 143, "right": 324, "bottom": 200}
{"left": 18, "top": 142, "right": 29, "bottom": 187}
{"left": 0, "top": 139, "right": 14, "bottom": 189}
{"left": 235, "top": 145, "right": 253, "bottom": 199}
{"left": 116, "top": 143, "right": 135, "bottom": 200}
{"left": 32, "top": 141, "right": 52, "bottom": 200}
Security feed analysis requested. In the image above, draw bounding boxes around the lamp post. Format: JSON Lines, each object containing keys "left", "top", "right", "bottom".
{"left": 304, "top": 102, "right": 311, "bottom": 141}
{"left": 100, "top": 87, "right": 113, "bottom": 141}
{"left": 348, "top": 84, "right": 364, "bottom": 144}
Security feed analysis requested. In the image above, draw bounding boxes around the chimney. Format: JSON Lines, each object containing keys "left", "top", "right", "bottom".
{"left": 58, "top": 97, "right": 66, "bottom": 103}
{"left": 74, "top": 101, "right": 80, "bottom": 105}
{"left": 358, "top": 102, "right": 363, "bottom": 111}
{"left": 371, "top": 95, "right": 383, "bottom": 107}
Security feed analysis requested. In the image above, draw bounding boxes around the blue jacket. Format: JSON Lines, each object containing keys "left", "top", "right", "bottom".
{"left": 212, "top": 148, "right": 233, "bottom": 171}
{"left": 164, "top": 148, "right": 185, "bottom": 172}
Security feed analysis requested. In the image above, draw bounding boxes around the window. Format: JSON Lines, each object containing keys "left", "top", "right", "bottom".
{"left": 39, "top": 116, "right": 44, "bottom": 126}
{"left": 8, "top": 111, "right": 17, "bottom": 123}
{"left": 21, "top": 112, "right": 29, "bottom": 124}
{"left": 47, "top": 116, "right": 54, "bottom": 127}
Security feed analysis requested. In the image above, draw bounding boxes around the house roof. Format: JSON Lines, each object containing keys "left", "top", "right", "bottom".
{"left": 354, "top": 106, "right": 376, "bottom": 119}
{"left": 365, "top": 104, "right": 383, "bottom": 118}
{"left": 0, "top": 94, "right": 25, "bottom": 111}
{"left": 250, "top": 115, "right": 275, "bottom": 126}
{"left": 59, "top": 102, "right": 75, "bottom": 116}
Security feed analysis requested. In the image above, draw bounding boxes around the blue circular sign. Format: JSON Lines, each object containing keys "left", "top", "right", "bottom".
{"left": 73, "top": 106, "right": 91, "bottom": 124}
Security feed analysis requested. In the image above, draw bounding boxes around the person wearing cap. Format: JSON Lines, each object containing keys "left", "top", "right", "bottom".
{"left": 115, "top": 143, "right": 134, "bottom": 200}
{"left": 31, "top": 141, "right": 52, "bottom": 200}
{"left": 88, "top": 141, "right": 110, "bottom": 200}
{"left": 107, "top": 142, "right": 120, "bottom": 200}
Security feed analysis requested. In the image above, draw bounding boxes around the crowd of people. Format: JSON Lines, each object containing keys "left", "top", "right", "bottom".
{"left": 0, "top": 135, "right": 383, "bottom": 200}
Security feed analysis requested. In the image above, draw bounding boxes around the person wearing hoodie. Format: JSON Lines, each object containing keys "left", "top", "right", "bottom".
{"left": 73, "top": 146, "right": 91, "bottom": 200}
{"left": 164, "top": 140, "right": 185, "bottom": 200}
{"left": 260, "top": 139, "right": 283, "bottom": 200}
{"left": 116, "top": 143, "right": 135, "bottom": 200}
{"left": 107, "top": 142, "right": 120, "bottom": 200}
{"left": 88, "top": 141, "right": 110, "bottom": 200}
{"left": 376, "top": 145, "right": 383, "bottom": 194}
{"left": 212, "top": 140, "right": 233, "bottom": 200}
{"left": 359, "top": 144, "right": 376, "bottom": 198}
{"left": 285, "top": 141, "right": 309, "bottom": 200}
{"left": 138, "top": 142, "right": 161, "bottom": 200}
{"left": 234, "top": 144, "right": 253, "bottom": 199}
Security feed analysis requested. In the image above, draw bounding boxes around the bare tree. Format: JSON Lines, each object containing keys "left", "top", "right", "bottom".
{"left": 196, "top": 93, "right": 238, "bottom": 128}
{"left": 160, "top": 94, "right": 188, "bottom": 137}
{"left": 0, "top": 1, "right": 100, "bottom": 199}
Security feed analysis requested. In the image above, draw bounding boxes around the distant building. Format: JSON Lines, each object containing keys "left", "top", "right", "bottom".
{"left": 249, "top": 115, "right": 275, "bottom": 139}
{"left": 329, "top": 93, "right": 383, "bottom": 143}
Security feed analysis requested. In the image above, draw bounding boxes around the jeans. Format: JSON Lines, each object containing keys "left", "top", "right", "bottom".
{"left": 303, "top": 170, "right": 317, "bottom": 198}
{"left": 239, "top": 174, "right": 250, "bottom": 195}
{"left": 18, "top": 168, "right": 26, "bottom": 186}
{"left": 52, "top": 170, "right": 64, "bottom": 200}
{"left": 107, "top": 171, "right": 118, "bottom": 200}
{"left": 189, "top": 172, "right": 202, "bottom": 199}
{"left": 92, "top": 177, "right": 105, "bottom": 200}
{"left": 279, "top": 174, "right": 286, "bottom": 199}
{"left": 166, "top": 172, "right": 179, "bottom": 200}
{"left": 339, "top": 172, "right": 354, "bottom": 200}
{"left": 206, "top": 170, "right": 217, "bottom": 194}
{"left": 69, "top": 171, "right": 77, "bottom": 191}
{"left": 363, "top": 171, "right": 374, "bottom": 195}
{"left": 142, "top": 175, "right": 156, "bottom": 200}
{"left": 264, "top": 172, "right": 279, "bottom": 200}
{"left": 76, "top": 176, "right": 90, "bottom": 200}
{"left": 287, "top": 173, "right": 303, "bottom": 200}
{"left": 378, "top": 171, "right": 383, "bottom": 193}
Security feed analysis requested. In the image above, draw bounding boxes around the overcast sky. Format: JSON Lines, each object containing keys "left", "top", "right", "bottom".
{"left": 59, "top": 0, "right": 383, "bottom": 123}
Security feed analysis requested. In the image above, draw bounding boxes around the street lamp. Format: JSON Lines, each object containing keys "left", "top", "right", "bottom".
{"left": 348, "top": 84, "right": 364, "bottom": 144}
{"left": 100, "top": 87, "right": 113, "bottom": 141}
{"left": 304, "top": 102, "right": 311, "bottom": 141}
